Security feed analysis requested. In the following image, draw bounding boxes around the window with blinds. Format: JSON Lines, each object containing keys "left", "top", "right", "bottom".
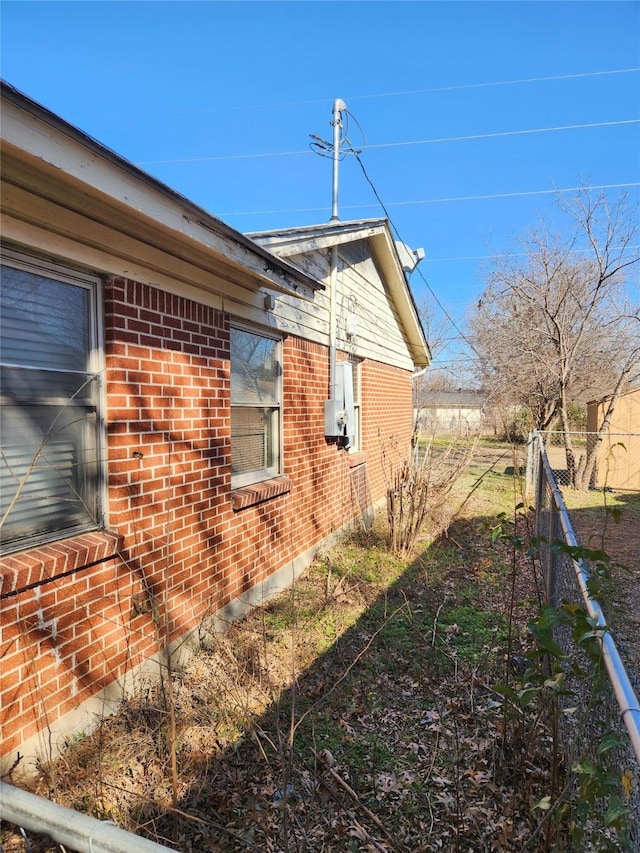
{"left": 230, "top": 326, "right": 281, "bottom": 487}
{"left": 0, "top": 251, "right": 103, "bottom": 552}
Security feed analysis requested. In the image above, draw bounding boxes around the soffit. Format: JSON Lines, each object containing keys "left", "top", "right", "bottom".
{"left": 248, "top": 219, "right": 389, "bottom": 257}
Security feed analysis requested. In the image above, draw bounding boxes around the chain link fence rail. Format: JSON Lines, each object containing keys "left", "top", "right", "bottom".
{"left": 0, "top": 780, "right": 175, "bottom": 853}
{"left": 528, "top": 431, "right": 640, "bottom": 847}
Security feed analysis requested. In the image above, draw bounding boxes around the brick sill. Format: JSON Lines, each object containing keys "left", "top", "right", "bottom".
{"left": 348, "top": 451, "right": 367, "bottom": 468}
{"left": 231, "top": 476, "right": 292, "bottom": 511}
{"left": 0, "top": 530, "right": 123, "bottom": 598}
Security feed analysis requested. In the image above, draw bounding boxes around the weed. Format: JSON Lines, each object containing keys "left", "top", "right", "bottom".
{"left": 490, "top": 507, "right": 635, "bottom": 851}
{"left": 383, "top": 429, "right": 478, "bottom": 556}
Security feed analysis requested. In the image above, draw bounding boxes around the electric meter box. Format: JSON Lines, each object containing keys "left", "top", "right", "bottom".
{"left": 324, "top": 362, "right": 355, "bottom": 440}
{"left": 324, "top": 399, "right": 348, "bottom": 436}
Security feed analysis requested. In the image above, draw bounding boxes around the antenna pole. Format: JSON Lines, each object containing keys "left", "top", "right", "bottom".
{"left": 330, "top": 98, "right": 346, "bottom": 221}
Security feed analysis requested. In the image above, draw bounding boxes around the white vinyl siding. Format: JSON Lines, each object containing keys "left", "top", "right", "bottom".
{"left": 243, "top": 237, "right": 417, "bottom": 373}
{"left": 0, "top": 250, "right": 103, "bottom": 552}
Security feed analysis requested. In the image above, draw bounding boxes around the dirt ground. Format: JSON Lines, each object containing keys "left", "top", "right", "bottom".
{"left": 2, "top": 514, "right": 548, "bottom": 853}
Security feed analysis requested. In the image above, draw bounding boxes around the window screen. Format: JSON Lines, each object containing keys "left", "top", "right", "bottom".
{"left": 0, "top": 256, "right": 102, "bottom": 551}
{"left": 230, "top": 327, "right": 281, "bottom": 485}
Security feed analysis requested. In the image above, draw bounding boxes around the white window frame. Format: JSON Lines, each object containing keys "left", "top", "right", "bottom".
{"left": 350, "top": 357, "right": 362, "bottom": 453}
{"left": 230, "top": 324, "right": 283, "bottom": 489}
{"left": 0, "top": 247, "right": 105, "bottom": 553}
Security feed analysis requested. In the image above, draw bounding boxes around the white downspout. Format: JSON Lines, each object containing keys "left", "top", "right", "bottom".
{"left": 329, "top": 244, "right": 338, "bottom": 403}
{"left": 329, "top": 98, "right": 345, "bottom": 409}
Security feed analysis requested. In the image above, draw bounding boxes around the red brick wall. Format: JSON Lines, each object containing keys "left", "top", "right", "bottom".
{"left": 361, "top": 358, "right": 416, "bottom": 499}
{"left": 0, "top": 276, "right": 414, "bottom": 769}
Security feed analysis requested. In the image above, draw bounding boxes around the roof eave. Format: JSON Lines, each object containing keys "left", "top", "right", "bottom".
{"left": 0, "top": 80, "right": 322, "bottom": 299}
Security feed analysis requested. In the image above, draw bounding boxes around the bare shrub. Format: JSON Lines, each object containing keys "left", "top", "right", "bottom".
{"left": 383, "top": 429, "right": 478, "bottom": 557}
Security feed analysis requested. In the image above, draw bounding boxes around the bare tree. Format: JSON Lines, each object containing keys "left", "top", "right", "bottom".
{"left": 470, "top": 186, "right": 640, "bottom": 488}
{"left": 416, "top": 292, "right": 453, "bottom": 362}
{"left": 414, "top": 293, "right": 477, "bottom": 411}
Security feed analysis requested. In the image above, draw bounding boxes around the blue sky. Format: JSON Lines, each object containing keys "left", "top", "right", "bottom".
{"left": 1, "top": 0, "right": 639, "bottom": 377}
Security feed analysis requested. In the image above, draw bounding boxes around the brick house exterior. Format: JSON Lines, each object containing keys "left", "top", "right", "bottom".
{"left": 0, "top": 83, "right": 429, "bottom": 774}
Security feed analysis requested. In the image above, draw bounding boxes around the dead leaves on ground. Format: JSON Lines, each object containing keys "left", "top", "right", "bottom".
{"left": 10, "top": 515, "right": 560, "bottom": 852}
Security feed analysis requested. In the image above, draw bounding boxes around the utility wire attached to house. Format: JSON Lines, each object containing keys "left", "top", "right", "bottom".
{"left": 309, "top": 99, "right": 481, "bottom": 368}
{"left": 335, "top": 106, "right": 482, "bottom": 362}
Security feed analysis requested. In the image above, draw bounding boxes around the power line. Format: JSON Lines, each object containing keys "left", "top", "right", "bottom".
{"left": 130, "top": 68, "right": 640, "bottom": 116}
{"left": 350, "top": 146, "right": 481, "bottom": 359}
{"left": 366, "top": 119, "right": 640, "bottom": 152}
{"left": 364, "top": 182, "right": 640, "bottom": 209}
{"left": 137, "top": 118, "right": 639, "bottom": 165}
{"left": 345, "top": 140, "right": 474, "bottom": 352}
{"left": 425, "top": 245, "right": 640, "bottom": 264}
{"left": 343, "top": 68, "right": 640, "bottom": 102}
{"left": 139, "top": 148, "right": 307, "bottom": 164}
{"left": 220, "top": 183, "right": 640, "bottom": 218}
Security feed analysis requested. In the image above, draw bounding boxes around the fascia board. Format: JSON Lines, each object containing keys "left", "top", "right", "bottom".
{"left": 1, "top": 177, "right": 299, "bottom": 313}
{"left": 0, "top": 85, "right": 321, "bottom": 300}
{"left": 368, "top": 230, "right": 430, "bottom": 368}
{"left": 249, "top": 220, "right": 388, "bottom": 257}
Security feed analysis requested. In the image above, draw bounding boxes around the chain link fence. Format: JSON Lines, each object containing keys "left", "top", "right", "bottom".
{"left": 528, "top": 431, "right": 640, "bottom": 849}
{"left": 540, "top": 431, "right": 640, "bottom": 491}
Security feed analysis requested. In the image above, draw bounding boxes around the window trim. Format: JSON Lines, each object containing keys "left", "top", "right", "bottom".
{"left": 230, "top": 323, "right": 283, "bottom": 490}
{"left": 349, "top": 357, "right": 362, "bottom": 454}
{"left": 0, "top": 246, "right": 106, "bottom": 554}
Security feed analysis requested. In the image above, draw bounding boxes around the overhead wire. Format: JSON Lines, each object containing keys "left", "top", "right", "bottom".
{"left": 137, "top": 118, "right": 639, "bottom": 164}
{"left": 341, "top": 67, "right": 640, "bottom": 102}
{"left": 305, "top": 105, "right": 477, "bottom": 368}
{"left": 357, "top": 182, "right": 640, "bottom": 208}
{"left": 344, "top": 112, "right": 481, "bottom": 360}
{"left": 425, "top": 245, "right": 640, "bottom": 263}
{"left": 129, "top": 67, "right": 639, "bottom": 116}
{"left": 364, "top": 119, "right": 640, "bottom": 151}
{"left": 220, "top": 182, "right": 640, "bottom": 218}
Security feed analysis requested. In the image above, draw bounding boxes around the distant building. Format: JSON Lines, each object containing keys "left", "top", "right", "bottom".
{"left": 587, "top": 386, "right": 640, "bottom": 491}
{"left": 415, "top": 390, "right": 487, "bottom": 435}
